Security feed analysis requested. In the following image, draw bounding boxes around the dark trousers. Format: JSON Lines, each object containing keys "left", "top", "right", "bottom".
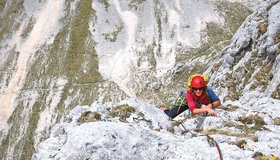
{"left": 164, "top": 104, "right": 189, "bottom": 119}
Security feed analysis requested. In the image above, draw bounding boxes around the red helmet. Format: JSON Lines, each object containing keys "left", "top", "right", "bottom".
{"left": 191, "top": 76, "right": 206, "bottom": 88}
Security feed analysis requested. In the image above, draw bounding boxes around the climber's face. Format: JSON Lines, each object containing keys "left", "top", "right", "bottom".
{"left": 193, "top": 87, "right": 204, "bottom": 96}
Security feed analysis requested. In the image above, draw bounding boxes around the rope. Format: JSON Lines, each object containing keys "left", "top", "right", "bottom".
{"left": 172, "top": 91, "right": 223, "bottom": 159}
{"left": 178, "top": 118, "right": 223, "bottom": 160}
{"left": 175, "top": 91, "right": 186, "bottom": 114}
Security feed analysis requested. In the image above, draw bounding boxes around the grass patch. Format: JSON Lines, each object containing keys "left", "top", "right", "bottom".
{"left": 253, "top": 152, "right": 280, "bottom": 160}
{"left": 201, "top": 128, "right": 258, "bottom": 142}
{"left": 155, "top": 6, "right": 162, "bottom": 56}
{"left": 0, "top": 0, "right": 5, "bottom": 11}
{"left": 0, "top": 93, "right": 44, "bottom": 160}
{"left": 243, "top": 59, "right": 256, "bottom": 85}
{"left": 0, "top": 1, "right": 24, "bottom": 40}
{"left": 210, "top": 60, "right": 223, "bottom": 74}
{"left": 205, "top": 22, "right": 232, "bottom": 45}
{"left": 237, "top": 114, "right": 266, "bottom": 134}
{"left": 215, "top": 1, "right": 252, "bottom": 33}
{"left": 79, "top": 111, "right": 101, "bottom": 123}
{"left": 65, "top": 0, "right": 101, "bottom": 84}
{"left": 54, "top": 83, "right": 73, "bottom": 121}
{"left": 251, "top": 63, "right": 273, "bottom": 91}
{"left": 98, "top": 0, "right": 110, "bottom": 11}
{"left": 219, "top": 104, "right": 239, "bottom": 111}
{"left": 222, "top": 55, "right": 273, "bottom": 100}
{"left": 171, "top": 121, "right": 181, "bottom": 127}
{"left": 189, "top": 62, "right": 208, "bottom": 75}
{"left": 108, "top": 104, "right": 136, "bottom": 118}
{"left": 20, "top": 17, "right": 35, "bottom": 39}
{"left": 257, "top": 20, "right": 268, "bottom": 36}
{"left": 271, "top": 84, "right": 280, "bottom": 100}
{"left": 274, "top": 31, "right": 280, "bottom": 44}
{"left": 231, "top": 139, "right": 247, "bottom": 149}
{"left": 175, "top": 2, "right": 250, "bottom": 74}
{"left": 128, "top": 0, "right": 146, "bottom": 10}
{"left": 102, "top": 24, "right": 123, "bottom": 42}
{"left": 274, "top": 117, "right": 280, "bottom": 125}
{"left": 0, "top": 102, "right": 24, "bottom": 159}
{"left": 19, "top": 100, "right": 43, "bottom": 160}
{"left": 154, "top": 0, "right": 252, "bottom": 106}
{"left": 224, "top": 73, "right": 242, "bottom": 101}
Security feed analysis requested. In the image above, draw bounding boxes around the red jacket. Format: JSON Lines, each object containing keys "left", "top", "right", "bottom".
{"left": 185, "top": 90, "right": 210, "bottom": 113}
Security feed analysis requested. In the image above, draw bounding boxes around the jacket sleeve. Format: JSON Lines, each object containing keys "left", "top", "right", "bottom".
{"left": 185, "top": 91, "right": 196, "bottom": 113}
{"left": 207, "top": 87, "right": 220, "bottom": 102}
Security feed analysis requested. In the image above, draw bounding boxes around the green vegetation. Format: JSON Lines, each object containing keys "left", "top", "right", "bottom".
{"left": 98, "top": 0, "right": 110, "bottom": 11}
{"left": 65, "top": 0, "right": 101, "bottom": 84}
{"left": 189, "top": 62, "right": 208, "bottom": 75}
{"left": 152, "top": 0, "right": 167, "bottom": 57}
{"left": 222, "top": 52, "right": 274, "bottom": 101}
{"left": 251, "top": 63, "right": 273, "bottom": 91}
{"left": 0, "top": 0, "right": 5, "bottom": 11}
{"left": 0, "top": 92, "right": 45, "bottom": 160}
{"left": 171, "top": 120, "right": 181, "bottom": 127}
{"left": 20, "top": 18, "right": 35, "bottom": 39}
{"left": 171, "top": 2, "right": 251, "bottom": 97}
{"left": 19, "top": 100, "right": 43, "bottom": 159}
{"left": 275, "top": 31, "right": 280, "bottom": 44}
{"left": 219, "top": 104, "right": 239, "bottom": 112}
{"left": 257, "top": 20, "right": 268, "bottom": 36}
{"left": 224, "top": 72, "right": 242, "bottom": 101}
{"left": 148, "top": 1, "right": 253, "bottom": 105}
{"left": 0, "top": 1, "right": 107, "bottom": 159}
{"left": 215, "top": 1, "right": 252, "bottom": 33}
{"left": 54, "top": 84, "right": 72, "bottom": 120}
{"left": 1, "top": 0, "right": 273, "bottom": 159}
{"left": 102, "top": 24, "right": 123, "bottom": 42}
{"left": 108, "top": 104, "right": 136, "bottom": 118}
{"left": 177, "top": 22, "right": 231, "bottom": 62}
{"left": 210, "top": 60, "right": 223, "bottom": 74}
{"left": 0, "top": 101, "right": 25, "bottom": 159}
{"left": 201, "top": 128, "right": 258, "bottom": 141}
{"left": 155, "top": 10, "right": 162, "bottom": 55}
{"left": 79, "top": 111, "right": 101, "bottom": 123}
{"left": 206, "top": 22, "right": 231, "bottom": 42}
{"left": 243, "top": 60, "right": 255, "bottom": 85}
{"left": 128, "top": 0, "right": 146, "bottom": 10}
{"left": 237, "top": 114, "right": 266, "bottom": 134}
{"left": 274, "top": 117, "right": 280, "bottom": 125}
{"left": 0, "top": 0, "right": 24, "bottom": 40}
{"left": 232, "top": 139, "right": 247, "bottom": 149}
{"left": 253, "top": 152, "right": 280, "bottom": 160}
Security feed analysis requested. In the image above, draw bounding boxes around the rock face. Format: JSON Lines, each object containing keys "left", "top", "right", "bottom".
{"left": 2, "top": 0, "right": 280, "bottom": 159}
{"left": 207, "top": 0, "right": 280, "bottom": 103}
{"left": 33, "top": 98, "right": 280, "bottom": 160}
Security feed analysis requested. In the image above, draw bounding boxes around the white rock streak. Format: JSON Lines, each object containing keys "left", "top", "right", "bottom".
{"left": 0, "top": 0, "right": 65, "bottom": 128}
{"left": 99, "top": 0, "right": 138, "bottom": 96}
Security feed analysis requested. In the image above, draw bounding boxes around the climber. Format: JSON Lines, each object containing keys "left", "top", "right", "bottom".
{"left": 160, "top": 75, "right": 221, "bottom": 119}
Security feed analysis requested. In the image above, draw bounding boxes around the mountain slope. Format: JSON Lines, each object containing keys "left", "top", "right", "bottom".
{"left": 32, "top": 97, "right": 280, "bottom": 159}
{"left": 33, "top": 0, "right": 280, "bottom": 159}
{"left": 207, "top": 0, "right": 280, "bottom": 103}
{"left": 0, "top": 0, "right": 267, "bottom": 159}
